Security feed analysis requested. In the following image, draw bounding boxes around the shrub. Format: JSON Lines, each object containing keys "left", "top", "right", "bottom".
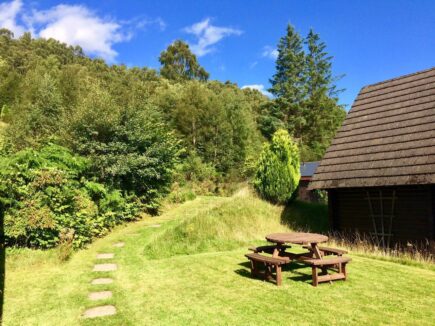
{"left": 0, "top": 144, "right": 141, "bottom": 249}
{"left": 253, "top": 129, "right": 300, "bottom": 204}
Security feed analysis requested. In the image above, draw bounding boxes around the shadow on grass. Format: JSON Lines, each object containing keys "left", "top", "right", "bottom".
{"left": 235, "top": 261, "right": 312, "bottom": 285}
{"left": 280, "top": 200, "right": 328, "bottom": 233}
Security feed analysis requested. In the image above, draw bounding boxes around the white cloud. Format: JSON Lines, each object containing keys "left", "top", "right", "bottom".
{"left": 249, "top": 61, "right": 258, "bottom": 69}
{"left": 262, "top": 45, "right": 278, "bottom": 60}
{"left": 27, "top": 4, "right": 131, "bottom": 62}
{"left": 241, "top": 84, "right": 273, "bottom": 98}
{"left": 0, "top": 1, "right": 165, "bottom": 62}
{"left": 0, "top": 0, "right": 25, "bottom": 36}
{"left": 184, "top": 18, "right": 242, "bottom": 57}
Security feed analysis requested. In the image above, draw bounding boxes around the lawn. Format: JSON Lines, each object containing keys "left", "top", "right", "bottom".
{"left": 4, "top": 190, "right": 435, "bottom": 325}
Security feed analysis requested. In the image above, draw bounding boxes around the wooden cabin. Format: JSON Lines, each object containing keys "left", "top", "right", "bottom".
{"left": 298, "top": 161, "right": 319, "bottom": 202}
{"left": 309, "top": 67, "right": 435, "bottom": 249}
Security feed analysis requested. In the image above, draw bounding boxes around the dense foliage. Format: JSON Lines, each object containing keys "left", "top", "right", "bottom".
{"left": 0, "top": 144, "right": 141, "bottom": 248}
{"left": 0, "top": 29, "right": 266, "bottom": 248}
{"left": 254, "top": 129, "right": 300, "bottom": 204}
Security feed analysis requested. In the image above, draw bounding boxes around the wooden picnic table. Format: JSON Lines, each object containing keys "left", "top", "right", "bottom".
{"left": 247, "top": 232, "right": 350, "bottom": 286}
{"left": 265, "top": 232, "right": 328, "bottom": 260}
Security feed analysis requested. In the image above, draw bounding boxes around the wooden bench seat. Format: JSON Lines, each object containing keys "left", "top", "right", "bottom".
{"left": 302, "top": 245, "right": 348, "bottom": 257}
{"left": 301, "top": 256, "right": 351, "bottom": 286}
{"left": 245, "top": 253, "right": 288, "bottom": 286}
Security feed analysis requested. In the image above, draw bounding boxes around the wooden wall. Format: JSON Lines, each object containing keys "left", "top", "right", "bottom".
{"left": 328, "top": 185, "right": 434, "bottom": 245}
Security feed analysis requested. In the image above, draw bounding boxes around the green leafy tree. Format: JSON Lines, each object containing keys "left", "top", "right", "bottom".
{"left": 254, "top": 129, "right": 300, "bottom": 204}
{"left": 65, "top": 83, "right": 182, "bottom": 212}
{"left": 159, "top": 40, "right": 209, "bottom": 81}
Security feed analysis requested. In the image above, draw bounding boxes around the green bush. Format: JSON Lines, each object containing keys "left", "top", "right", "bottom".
{"left": 253, "top": 129, "right": 300, "bottom": 204}
{"left": 0, "top": 144, "right": 141, "bottom": 249}
{"left": 65, "top": 85, "right": 181, "bottom": 213}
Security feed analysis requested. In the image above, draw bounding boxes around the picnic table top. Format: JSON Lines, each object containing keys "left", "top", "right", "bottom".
{"left": 266, "top": 232, "right": 328, "bottom": 245}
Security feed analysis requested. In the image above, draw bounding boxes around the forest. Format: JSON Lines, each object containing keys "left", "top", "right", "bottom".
{"left": 0, "top": 24, "right": 345, "bottom": 250}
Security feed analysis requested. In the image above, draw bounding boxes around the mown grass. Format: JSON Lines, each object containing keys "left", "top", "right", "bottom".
{"left": 3, "top": 189, "right": 435, "bottom": 325}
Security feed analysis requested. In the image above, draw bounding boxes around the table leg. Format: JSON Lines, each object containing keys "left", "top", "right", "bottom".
{"left": 310, "top": 243, "right": 323, "bottom": 259}
{"left": 272, "top": 243, "right": 282, "bottom": 258}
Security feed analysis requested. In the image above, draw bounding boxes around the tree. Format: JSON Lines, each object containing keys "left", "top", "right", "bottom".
{"left": 261, "top": 25, "right": 346, "bottom": 161}
{"left": 301, "top": 29, "right": 346, "bottom": 159}
{"left": 269, "top": 24, "right": 306, "bottom": 99}
{"left": 159, "top": 40, "right": 209, "bottom": 81}
{"left": 266, "top": 24, "right": 307, "bottom": 140}
{"left": 253, "top": 129, "right": 300, "bottom": 204}
{"left": 304, "top": 29, "right": 342, "bottom": 99}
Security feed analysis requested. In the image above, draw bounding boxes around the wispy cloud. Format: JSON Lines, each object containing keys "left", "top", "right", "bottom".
{"left": 249, "top": 61, "right": 258, "bottom": 69}
{"left": 0, "top": 0, "right": 25, "bottom": 36}
{"left": 184, "top": 18, "right": 242, "bottom": 57}
{"left": 134, "top": 17, "right": 166, "bottom": 31}
{"left": 0, "top": 1, "right": 165, "bottom": 62}
{"left": 262, "top": 45, "right": 278, "bottom": 60}
{"left": 241, "top": 84, "right": 273, "bottom": 98}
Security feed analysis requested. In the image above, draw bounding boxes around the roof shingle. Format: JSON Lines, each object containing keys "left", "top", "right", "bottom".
{"left": 310, "top": 67, "right": 435, "bottom": 189}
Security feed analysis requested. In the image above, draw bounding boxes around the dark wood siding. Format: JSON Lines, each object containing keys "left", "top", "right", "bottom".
{"left": 330, "top": 185, "right": 434, "bottom": 244}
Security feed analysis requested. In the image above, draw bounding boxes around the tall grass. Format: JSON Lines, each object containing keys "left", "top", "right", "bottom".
{"left": 147, "top": 187, "right": 434, "bottom": 268}
{"left": 327, "top": 231, "right": 434, "bottom": 268}
{"left": 144, "top": 189, "right": 289, "bottom": 258}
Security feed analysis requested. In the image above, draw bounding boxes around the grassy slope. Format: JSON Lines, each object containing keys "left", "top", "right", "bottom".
{"left": 4, "top": 191, "right": 435, "bottom": 325}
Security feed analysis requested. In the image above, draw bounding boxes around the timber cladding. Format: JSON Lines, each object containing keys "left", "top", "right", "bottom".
{"left": 330, "top": 186, "right": 433, "bottom": 245}
{"left": 309, "top": 66, "right": 435, "bottom": 189}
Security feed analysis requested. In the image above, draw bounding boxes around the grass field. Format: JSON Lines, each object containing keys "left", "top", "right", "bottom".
{"left": 4, "top": 190, "right": 435, "bottom": 325}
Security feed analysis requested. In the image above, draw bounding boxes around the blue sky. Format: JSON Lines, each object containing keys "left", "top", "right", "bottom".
{"left": 1, "top": 0, "right": 434, "bottom": 107}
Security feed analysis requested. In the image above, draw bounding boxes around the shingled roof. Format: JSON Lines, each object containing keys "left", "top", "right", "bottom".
{"left": 310, "top": 67, "right": 435, "bottom": 189}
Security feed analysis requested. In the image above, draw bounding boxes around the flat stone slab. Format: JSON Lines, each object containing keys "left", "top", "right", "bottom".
{"left": 96, "top": 253, "right": 114, "bottom": 259}
{"left": 89, "top": 291, "right": 112, "bottom": 301}
{"left": 91, "top": 278, "right": 113, "bottom": 285}
{"left": 113, "top": 242, "right": 125, "bottom": 248}
{"left": 148, "top": 224, "right": 161, "bottom": 228}
{"left": 83, "top": 305, "right": 116, "bottom": 318}
{"left": 93, "top": 263, "right": 117, "bottom": 272}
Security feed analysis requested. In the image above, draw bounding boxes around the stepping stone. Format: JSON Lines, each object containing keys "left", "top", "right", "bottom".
{"left": 93, "top": 263, "right": 117, "bottom": 272}
{"left": 113, "top": 242, "right": 125, "bottom": 248}
{"left": 83, "top": 305, "right": 116, "bottom": 318}
{"left": 89, "top": 291, "right": 112, "bottom": 301}
{"left": 148, "top": 224, "right": 161, "bottom": 228}
{"left": 91, "top": 278, "right": 113, "bottom": 285}
{"left": 96, "top": 253, "right": 114, "bottom": 259}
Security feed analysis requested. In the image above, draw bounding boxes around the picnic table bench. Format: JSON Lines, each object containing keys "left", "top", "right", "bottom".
{"left": 246, "top": 232, "right": 351, "bottom": 287}
{"left": 245, "top": 253, "right": 288, "bottom": 286}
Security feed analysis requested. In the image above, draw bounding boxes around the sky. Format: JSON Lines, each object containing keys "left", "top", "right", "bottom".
{"left": 0, "top": 0, "right": 434, "bottom": 108}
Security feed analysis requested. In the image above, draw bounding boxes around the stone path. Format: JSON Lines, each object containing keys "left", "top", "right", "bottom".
{"left": 96, "top": 253, "right": 114, "bottom": 259}
{"left": 84, "top": 242, "right": 124, "bottom": 319}
{"left": 93, "top": 263, "right": 117, "bottom": 272}
{"left": 91, "top": 278, "right": 113, "bottom": 285}
{"left": 89, "top": 291, "right": 112, "bottom": 301}
{"left": 83, "top": 305, "right": 116, "bottom": 318}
